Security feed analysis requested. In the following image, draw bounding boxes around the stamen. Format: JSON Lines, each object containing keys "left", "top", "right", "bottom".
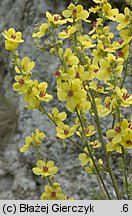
{"left": 105, "top": 101, "right": 111, "bottom": 109}
{"left": 43, "top": 166, "right": 48, "bottom": 172}
{"left": 39, "top": 91, "right": 46, "bottom": 97}
{"left": 115, "top": 126, "right": 121, "bottom": 133}
{"left": 122, "top": 92, "right": 129, "bottom": 100}
{"left": 54, "top": 71, "right": 61, "bottom": 77}
{"left": 72, "top": 9, "right": 77, "bottom": 16}
{"left": 75, "top": 72, "right": 80, "bottom": 79}
{"left": 64, "top": 129, "right": 69, "bottom": 135}
{"left": 51, "top": 191, "right": 56, "bottom": 197}
{"left": 84, "top": 128, "right": 89, "bottom": 134}
{"left": 11, "top": 34, "right": 16, "bottom": 39}
{"left": 126, "top": 140, "right": 132, "bottom": 145}
{"left": 19, "top": 79, "right": 24, "bottom": 84}
{"left": 54, "top": 16, "right": 60, "bottom": 22}
{"left": 67, "top": 89, "right": 73, "bottom": 97}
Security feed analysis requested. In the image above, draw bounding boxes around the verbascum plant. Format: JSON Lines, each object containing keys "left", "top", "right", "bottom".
{"left": 2, "top": 0, "right": 132, "bottom": 200}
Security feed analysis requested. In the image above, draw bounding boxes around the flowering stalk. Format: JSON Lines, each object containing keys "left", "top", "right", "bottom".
{"left": 75, "top": 108, "right": 111, "bottom": 199}
{"left": 121, "top": 146, "right": 130, "bottom": 199}
{"left": 88, "top": 87, "right": 121, "bottom": 199}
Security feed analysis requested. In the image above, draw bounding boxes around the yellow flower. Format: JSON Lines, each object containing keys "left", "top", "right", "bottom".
{"left": 62, "top": 3, "right": 90, "bottom": 22}
{"left": 85, "top": 166, "right": 93, "bottom": 173}
{"left": 32, "top": 129, "right": 45, "bottom": 144}
{"left": 70, "top": 64, "right": 90, "bottom": 81}
{"left": 58, "top": 25, "right": 78, "bottom": 39}
{"left": 89, "top": 82, "right": 107, "bottom": 94}
{"left": 120, "top": 121, "right": 132, "bottom": 149}
{"left": 2, "top": 28, "right": 24, "bottom": 51}
{"left": 32, "top": 160, "right": 58, "bottom": 177}
{"left": 41, "top": 183, "right": 65, "bottom": 200}
{"left": 89, "top": 5, "right": 100, "bottom": 14}
{"left": 106, "top": 119, "right": 128, "bottom": 145}
{"left": 4, "top": 40, "right": 19, "bottom": 51}
{"left": 106, "top": 140, "right": 121, "bottom": 153}
{"left": 122, "top": 45, "right": 130, "bottom": 60}
{"left": 13, "top": 75, "right": 33, "bottom": 94}
{"left": 53, "top": 67, "right": 66, "bottom": 87}
{"left": 85, "top": 62, "right": 99, "bottom": 80}
{"left": 32, "top": 23, "right": 49, "bottom": 38}
{"left": 96, "top": 54, "right": 123, "bottom": 81}
{"left": 54, "top": 66, "right": 81, "bottom": 87}
{"left": 116, "top": 45, "right": 130, "bottom": 60}
{"left": 102, "top": 3, "right": 118, "bottom": 21}
{"left": 107, "top": 119, "right": 132, "bottom": 149}
{"left": 89, "top": 18, "right": 103, "bottom": 35}
{"left": 77, "top": 35, "right": 96, "bottom": 49}
{"left": 96, "top": 58, "right": 112, "bottom": 81}
{"left": 46, "top": 11, "right": 67, "bottom": 25}
{"left": 2, "top": 28, "right": 24, "bottom": 42}
{"left": 32, "top": 81, "right": 53, "bottom": 102}
{"left": 15, "top": 56, "right": 35, "bottom": 75}
{"left": 24, "top": 91, "right": 40, "bottom": 109}
{"left": 20, "top": 129, "right": 45, "bottom": 152}
{"left": 115, "top": 86, "right": 132, "bottom": 107}
{"left": 79, "top": 147, "right": 94, "bottom": 167}
{"left": 57, "top": 80, "right": 86, "bottom": 111}
{"left": 77, "top": 125, "right": 96, "bottom": 138}
{"left": 50, "top": 108, "right": 67, "bottom": 124}
{"left": 56, "top": 122, "right": 77, "bottom": 140}
{"left": 76, "top": 98, "right": 91, "bottom": 113}
{"left": 106, "top": 119, "right": 132, "bottom": 153}
{"left": 121, "top": 133, "right": 132, "bottom": 148}
{"left": 116, "top": 7, "right": 131, "bottom": 30}
{"left": 90, "top": 140, "right": 101, "bottom": 148}
{"left": 63, "top": 48, "right": 79, "bottom": 65}
{"left": 92, "top": 42, "right": 107, "bottom": 64}
{"left": 120, "top": 29, "right": 132, "bottom": 44}
{"left": 97, "top": 96, "right": 116, "bottom": 117}
{"left": 20, "top": 136, "right": 33, "bottom": 152}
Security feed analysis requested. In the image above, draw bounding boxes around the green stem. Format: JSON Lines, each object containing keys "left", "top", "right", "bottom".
{"left": 47, "top": 176, "right": 53, "bottom": 186}
{"left": 120, "top": 54, "right": 129, "bottom": 89}
{"left": 128, "top": 157, "right": 132, "bottom": 176}
{"left": 88, "top": 87, "right": 121, "bottom": 199}
{"left": 39, "top": 104, "right": 57, "bottom": 125}
{"left": 117, "top": 107, "right": 121, "bottom": 123}
{"left": 112, "top": 115, "right": 116, "bottom": 128}
{"left": 76, "top": 108, "right": 111, "bottom": 200}
{"left": 68, "top": 137, "right": 89, "bottom": 155}
{"left": 34, "top": 145, "right": 41, "bottom": 161}
{"left": 121, "top": 146, "right": 130, "bottom": 199}
{"left": 95, "top": 171, "right": 107, "bottom": 200}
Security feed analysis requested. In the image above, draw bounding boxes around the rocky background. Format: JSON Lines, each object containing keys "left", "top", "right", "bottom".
{"left": 0, "top": 0, "right": 131, "bottom": 200}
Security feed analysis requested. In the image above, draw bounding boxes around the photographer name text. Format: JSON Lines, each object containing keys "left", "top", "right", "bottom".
{"left": 2, "top": 203, "right": 94, "bottom": 214}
